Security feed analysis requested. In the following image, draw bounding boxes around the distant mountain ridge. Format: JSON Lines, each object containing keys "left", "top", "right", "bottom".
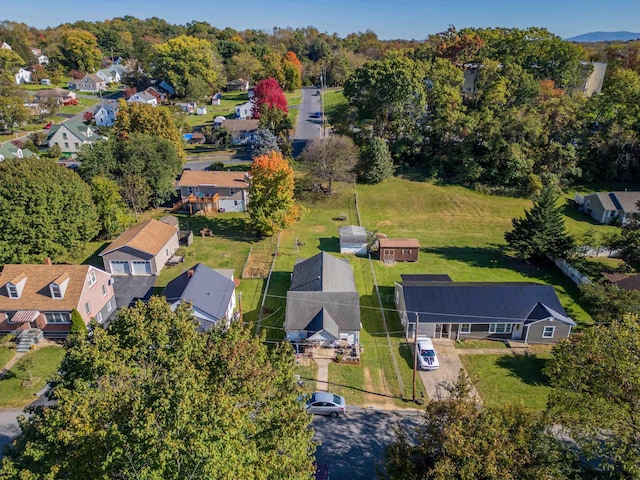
{"left": 566, "top": 31, "right": 640, "bottom": 42}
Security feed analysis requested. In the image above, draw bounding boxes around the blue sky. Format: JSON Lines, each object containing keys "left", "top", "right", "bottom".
{"left": 3, "top": 0, "right": 639, "bottom": 40}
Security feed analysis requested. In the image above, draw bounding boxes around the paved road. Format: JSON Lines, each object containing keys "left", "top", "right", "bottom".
{"left": 312, "top": 408, "right": 423, "bottom": 480}
{"left": 0, "top": 409, "right": 22, "bottom": 457}
{"left": 292, "top": 87, "right": 323, "bottom": 157}
{"left": 184, "top": 158, "right": 251, "bottom": 171}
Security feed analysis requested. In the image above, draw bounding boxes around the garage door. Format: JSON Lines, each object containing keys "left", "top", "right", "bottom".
{"left": 131, "top": 261, "right": 152, "bottom": 275}
{"left": 110, "top": 261, "right": 130, "bottom": 275}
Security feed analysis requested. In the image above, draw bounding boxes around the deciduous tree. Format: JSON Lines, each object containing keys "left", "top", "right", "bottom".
{"left": 282, "top": 51, "right": 302, "bottom": 91}
{"left": 252, "top": 78, "right": 288, "bottom": 119}
{"left": 58, "top": 29, "right": 103, "bottom": 72}
{"left": 504, "top": 184, "right": 575, "bottom": 261}
{"left": 302, "top": 135, "right": 359, "bottom": 193}
{"left": 384, "top": 372, "right": 583, "bottom": 480}
{"left": 0, "top": 157, "right": 99, "bottom": 263}
{"left": 247, "top": 151, "right": 301, "bottom": 236}
{"left": 1, "top": 297, "right": 315, "bottom": 479}
{"left": 90, "top": 176, "right": 131, "bottom": 239}
{"left": 0, "top": 95, "right": 30, "bottom": 132}
{"left": 545, "top": 316, "right": 640, "bottom": 478}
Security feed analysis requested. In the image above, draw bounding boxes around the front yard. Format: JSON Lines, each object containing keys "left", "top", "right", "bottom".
{"left": 0, "top": 346, "right": 66, "bottom": 408}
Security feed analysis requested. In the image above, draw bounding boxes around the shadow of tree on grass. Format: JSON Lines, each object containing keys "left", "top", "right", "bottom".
{"left": 495, "top": 354, "right": 551, "bottom": 387}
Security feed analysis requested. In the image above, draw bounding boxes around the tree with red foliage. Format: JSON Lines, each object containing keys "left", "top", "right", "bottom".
{"left": 252, "top": 78, "right": 289, "bottom": 133}
{"left": 83, "top": 111, "right": 93, "bottom": 122}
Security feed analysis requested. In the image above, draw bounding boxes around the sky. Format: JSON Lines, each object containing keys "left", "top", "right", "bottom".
{"left": 2, "top": 0, "right": 639, "bottom": 40}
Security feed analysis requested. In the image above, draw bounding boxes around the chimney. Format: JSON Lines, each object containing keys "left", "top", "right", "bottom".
{"left": 187, "top": 269, "right": 194, "bottom": 278}
{"left": 44, "top": 257, "right": 52, "bottom": 266}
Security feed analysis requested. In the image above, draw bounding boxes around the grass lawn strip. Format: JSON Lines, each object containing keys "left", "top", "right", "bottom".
{"left": 460, "top": 353, "right": 552, "bottom": 411}
{"left": 455, "top": 340, "right": 508, "bottom": 349}
{"left": 0, "top": 346, "right": 16, "bottom": 370}
{"left": 0, "top": 346, "right": 66, "bottom": 408}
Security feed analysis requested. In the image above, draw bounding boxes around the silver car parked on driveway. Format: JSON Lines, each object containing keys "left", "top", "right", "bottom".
{"left": 306, "top": 391, "right": 347, "bottom": 417}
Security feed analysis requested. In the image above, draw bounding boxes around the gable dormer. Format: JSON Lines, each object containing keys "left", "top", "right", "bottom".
{"left": 50, "top": 272, "right": 70, "bottom": 299}
{"left": 6, "top": 272, "right": 27, "bottom": 298}
{"left": 16, "top": 149, "right": 23, "bottom": 158}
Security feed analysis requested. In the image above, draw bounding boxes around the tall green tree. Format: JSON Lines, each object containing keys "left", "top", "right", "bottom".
{"left": 0, "top": 95, "right": 30, "bottom": 132}
{"left": 1, "top": 297, "right": 315, "bottom": 479}
{"left": 90, "top": 176, "right": 132, "bottom": 239}
{"left": 610, "top": 205, "right": 640, "bottom": 264}
{"left": 248, "top": 151, "right": 301, "bottom": 236}
{"left": 58, "top": 29, "right": 103, "bottom": 72}
{"left": 504, "top": 184, "right": 574, "bottom": 261}
{"left": 152, "top": 35, "right": 223, "bottom": 98}
{"left": 0, "top": 157, "right": 99, "bottom": 263}
{"left": 383, "top": 372, "right": 583, "bottom": 480}
{"left": 357, "top": 137, "right": 394, "bottom": 184}
{"left": 545, "top": 316, "right": 640, "bottom": 478}
{"left": 0, "top": 48, "right": 25, "bottom": 85}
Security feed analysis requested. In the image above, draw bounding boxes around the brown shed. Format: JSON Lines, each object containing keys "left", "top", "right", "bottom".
{"left": 379, "top": 238, "right": 420, "bottom": 263}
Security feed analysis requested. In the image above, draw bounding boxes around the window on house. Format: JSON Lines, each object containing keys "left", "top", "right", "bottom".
{"left": 234, "top": 200, "right": 239, "bottom": 206}
{"left": 5, "top": 311, "right": 16, "bottom": 322}
{"left": 229, "top": 188, "right": 235, "bottom": 195}
{"left": 50, "top": 284, "right": 62, "bottom": 299}
{"left": 107, "top": 300, "right": 112, "bottom": 312}
{"left": 45, "top": 312, "right": 70, "bottom": 323}
{"left": 460, "top": 324, "right": 471, "bottom": 334}
{"left": 187, "top": 187, "right": 194, "bottom": 194}
{"left": 85, "top": 301, "right": 91, "bottom": 315}
{"left": 74, "top": 143, "right": 79, "bottom": 149}
{"left": 96, "top": 312, "right": 103, "bottom": 323}
{"left": 489, "top": 323, "right": 512, "bottom": 334}
{"left": 542, "top": 326, "right": 555, "bottom": 338}
{"left": 6, "top": 284, "right": 18, "bottom": 298}
{"left": 64, "top": 142, "right": 69, "bottom": 149}
{"left": 88, "top": 270, "right": 96, "bottom": 286}
{"left": 101, "top": 284, "right": 107, "bottom": 296}
{"left": 62, "top": 132, "right": 67, "bottom": 140}
{"left": 401, "top": 249, "right": 411, "bottom": 254}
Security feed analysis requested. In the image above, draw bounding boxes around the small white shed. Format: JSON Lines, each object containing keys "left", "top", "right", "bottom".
{"left": 338, "top": 225, "right": 368, "bottom": 255}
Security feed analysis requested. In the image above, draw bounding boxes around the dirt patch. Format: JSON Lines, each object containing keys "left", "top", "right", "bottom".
{"left": 241, "top": 247, "right": 274, "bottom": 279}
{"left": 361, "top": 368, "right": 398, "bottom": 410}
{"left": 376, "top": 220, "right": 392, "bottom": 227}
{"left": 310, "top": 225, "right": 326, "bottom": 233}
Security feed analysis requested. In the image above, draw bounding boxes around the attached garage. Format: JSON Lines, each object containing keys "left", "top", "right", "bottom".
{"left": 131, "top": 261, "right": 152, "bottom": 275}
{"left": 110, "top": 261, "right": 130, "bottom": 275}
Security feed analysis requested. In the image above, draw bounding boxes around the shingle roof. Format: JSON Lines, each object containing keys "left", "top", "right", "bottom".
{"left": 610, "top": 274, "right": 640, "bottom": 292}
{"left": 399, "top": 282, "right": 575, "bottom": 326}
{"left": 99, "top": 219, "right": 178, "bottom": 257}
{"left": 610, "top": 192, "right": 640, "bottom": 213}
{"left": 285, "top": 291, "right": 360, "bottom": 332}
{"left": 379, "top": 238, "right": 420, "bottom": 248}
{"left": 176, "top": 170, "right": 249, "bottom": 189}
{"left": 0, "top": 264, "right": 96, "bottom": 312}
{"left": 47, "top": 121, "right": 96, "bottom": 143}
{"left": 290, "top": 252, "right": 357, "bottom": 292}
{"left": 162, "top": 263, "right": 235, "bottom": 328}
{"left": 222, "top": 119, "right": 259, "bottom": 132}
{"left": 338, "top": 225, "right": 367, "bottom": 242}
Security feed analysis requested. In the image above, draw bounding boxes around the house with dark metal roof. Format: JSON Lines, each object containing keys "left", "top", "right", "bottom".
{"left": 394, "top": 277, "right": 575, "bottom": 344}
{"left": 285, "top": 252, "right": 361, "bottom": 347}
{"left": 338, "top": 225, "right": 368, "bottom": 255}
{"left": 583, "top": 191, "right": 640, "bottom": 224}
{"left": 163, "top": 263, "right": 237, "bottom": 331}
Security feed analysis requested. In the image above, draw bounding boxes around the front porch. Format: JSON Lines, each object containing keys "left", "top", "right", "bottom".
{"left": 293, "top": 340, "right": 361, "bottom": 365}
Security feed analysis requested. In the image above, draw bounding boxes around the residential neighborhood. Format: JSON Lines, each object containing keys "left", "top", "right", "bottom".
{"left": 0, "top": 8, "right": 639, "bottom": 480}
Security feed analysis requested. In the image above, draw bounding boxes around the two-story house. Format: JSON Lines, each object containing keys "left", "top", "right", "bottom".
{"left": 47, "top": 121, "right": 98, "bottom": 154}
{"left": 94, "top": 104, "right": 117, "bottom": 127}
{"left": 0, "top": 262, "right": 117, "bottom": 340}
{"left": 68, "top": 74, "right": 107, "bottom": 93}
{"left": 175, "top": 170, "right": 250, "bottom": 213}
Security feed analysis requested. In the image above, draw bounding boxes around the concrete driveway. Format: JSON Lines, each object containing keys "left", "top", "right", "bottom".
{"left": 312, "top": 408, "right": 423, "bottom": 480}
{"left": 112, "top": 275, "right": 156, "bottom": 309}
{"left": 418, "top": 339, "right": 481, "bottom": 401}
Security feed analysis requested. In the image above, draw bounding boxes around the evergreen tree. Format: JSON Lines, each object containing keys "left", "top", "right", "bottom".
{"left": 250, "top": 128, "right": 281, "bottom": 158}
{"left": 504, "top": 184, "right": 574, "bottom": 261}
{"left": 68, "top": 308, "right": 87, "bottom": 338}
{"left": 357, "top": 137, "right": 394, "bottom": 184}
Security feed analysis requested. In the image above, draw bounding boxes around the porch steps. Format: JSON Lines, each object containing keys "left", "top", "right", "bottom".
{"left": 16, "top": 329, "right": 44, "bottom": 352}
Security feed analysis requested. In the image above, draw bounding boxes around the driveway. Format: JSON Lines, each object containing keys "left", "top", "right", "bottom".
{"left": 112, "top": 275, "right": 156, "bottom": 309}
{"left": 418, "top": 339, "right": 481, "bottom": 401}
{"left": 312, "top": 408, "right": 423, "bottom": 480}
{"left": 292, "top": 87, "right": 323, "bottom": 157}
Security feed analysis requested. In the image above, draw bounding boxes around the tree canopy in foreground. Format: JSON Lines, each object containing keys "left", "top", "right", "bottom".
{"left": 0, "top": 297, "right": 315, "bottom": 479}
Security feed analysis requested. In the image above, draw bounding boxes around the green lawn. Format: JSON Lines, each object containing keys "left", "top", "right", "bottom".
{"left": 0, "top": 346, "right": 15, "bottom": 369}
{"left": 295, "top": 363, "right": 318, "bottom": 392}
{"left": 461, "top": 353, "right": 553, "bottom": 411}
{"left": 455, "top": 340, "right": 508, "bottom": 349}
{"left": 323, "top": 88, "right": 346, "bottom": 121}
{"left": 0, "top": 346, "right": 66, "bottom": 408}
{"left": 285, "top": 90, "right": 302, "bottom": 124}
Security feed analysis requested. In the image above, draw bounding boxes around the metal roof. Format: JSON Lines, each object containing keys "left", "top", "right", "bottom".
{"left": 284, "top": 291, "right": 360, "bottom": 332}
{"left": 290, "top": 252, "right": 356, "bottom": 292}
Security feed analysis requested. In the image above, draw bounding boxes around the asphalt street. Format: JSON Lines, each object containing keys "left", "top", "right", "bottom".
{"left": 0, "top": 409, "right": 22, "bottom": 457}
{"left": 312, "top": 407, "right": 423, "bottom": 480}
{"left": 293, "top": 87, "right": 323, "bottom": 157}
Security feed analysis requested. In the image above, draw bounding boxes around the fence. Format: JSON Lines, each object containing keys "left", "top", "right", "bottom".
{"left": 552, "top": 257, "right": 591, "bottom": 286}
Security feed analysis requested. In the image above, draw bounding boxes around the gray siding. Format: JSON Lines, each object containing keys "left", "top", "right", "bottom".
{"left": 526, "top": 319, "right": 571, "bottom": 344}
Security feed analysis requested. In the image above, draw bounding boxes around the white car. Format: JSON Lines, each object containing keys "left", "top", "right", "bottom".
{"left": 417, "top": 337, "right": 439, "bottom": 370}
{"left": 306, "top": 391, "right": 347, "bottom": 417}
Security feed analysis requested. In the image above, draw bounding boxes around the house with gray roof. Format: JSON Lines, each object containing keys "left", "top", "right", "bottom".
{"left": 127, "top": 91, "right": 157, "bottom": 106}
{"left": 47, "top": 121, "right": 98, "bottom": 154}
{"left": 285, "top": 252, "right": 361, "bottom": 347}
{"left": 394, "top": 277, "right": 575, "bottom": 344}
{"left": 583, "top": 191, "right": 640, "bottom": 224}
{"left": 68, "top": 74, "right": 106, "bottom": 93}
{"left": 338, "top": 225, "right": 368, "bottom": 255}
{"left": 163, "top": 263, "right": 237, "bottom": 331}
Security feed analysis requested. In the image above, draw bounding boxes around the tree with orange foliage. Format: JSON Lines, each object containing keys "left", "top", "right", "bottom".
{"left": 282, "top": 51, "right": 302, "bottom": 91}
{"left": 247, "top": 151, "right": 302, "bottom": 236}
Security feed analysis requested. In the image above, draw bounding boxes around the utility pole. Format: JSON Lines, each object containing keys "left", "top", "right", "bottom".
{"left": 412, "top": 314, "right": 419, "bottom": 402}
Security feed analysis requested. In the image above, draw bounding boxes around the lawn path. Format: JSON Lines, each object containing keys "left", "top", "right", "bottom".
{"left": 0, "top": 353, "right": 24, "bottom": 380}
